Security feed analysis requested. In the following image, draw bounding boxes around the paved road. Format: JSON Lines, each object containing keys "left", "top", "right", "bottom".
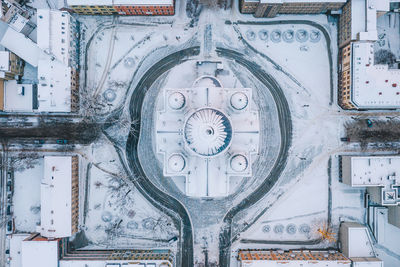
{"left": 215, "top": 47, "right": 293, "bottom": 267}
{"left": 125, "top": 46, "right": 200, "bottom": 267}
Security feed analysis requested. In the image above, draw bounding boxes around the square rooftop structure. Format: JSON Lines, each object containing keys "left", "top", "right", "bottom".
{"left": 341, "top": 155, "right": 400, "bottom": 206}
{"left": 156, "top": 85, "right": 259, "bottom": 197}
{"left": 237, "top": 249, "right": 351, "bottom": 267}
{"left": 3, "top": 80, "right": 37, "bottom": 112}
{"left": 351, "top": 42, "right": 400, "bottom": 109}
{"left": 339, "top": 222, "right": 383, "bottom": 267}
{"left": 21, "top": 234, "right": 60, "bottom": 267}
{"left": 38, "top": 156, "right": 79, "bottom": 238}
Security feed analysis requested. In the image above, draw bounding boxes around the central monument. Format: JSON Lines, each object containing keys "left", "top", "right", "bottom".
{"left": 155, "top": 77, "right": 260, "bottom": 197}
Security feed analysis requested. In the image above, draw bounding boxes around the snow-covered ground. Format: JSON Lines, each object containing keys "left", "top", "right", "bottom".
{"left": 82, "top": 139, "right": 178, "bottom": 249}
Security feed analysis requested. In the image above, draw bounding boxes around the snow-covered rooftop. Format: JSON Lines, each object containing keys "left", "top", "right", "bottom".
{"left": 21, "top": 237, "right": 59, "bottom": 267}
{"left": 348, "top": 156, "right": 400, "bottom": 187}
{"left": 351, "top": 42, "right": 400, "bottom": 109}
{"left": 350, "top": 0, "right": 390, "bottom": 42}
{"left": 9, "top": 234, "right": 31, "bottom": 267}
{"left": 67, "top": 0, "right": 173, "bottom": 6}
{"left": 156, "top": 81, "right": 259, "bottom": 197}
{"left": 0, "top": 21, "right": 40, "bottom": 67}
{"left": 340, "top": 222, "right": 379, "bottom": 259}
{"left": 38, "top": 156, "right": 73, "bottom": 238}
{"left": 37, "top": 59, "right": 71, "bottom": 112}
{"left": 3, "top": 80, "right": 35, "bottom": 112}
{"left": 37, "top": 9, "right": 76, "bottom": 65}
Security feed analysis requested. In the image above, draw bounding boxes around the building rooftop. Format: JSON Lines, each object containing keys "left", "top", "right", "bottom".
{"left": 351, "top": 42, "right": 400, "bottom": 109}
{"left": 0, "top": 20, "right": 40, "bottom": 67}
{"left": 21, "top": 237, "right": 59, "bottom": 267}
{"left": 348, "top": 156, "right": 400, "bottom": 186}
{"left": 156, "top": 84, "right": 259, "bottom": 197}
{"left": 3, "top": 80, "right": 35, "bottom": 112}
{"left": 37, "top": 59, "right": 72, "bottom": 112}
{"left": 9, "top": 234, "right": 31, "bottom": 267}
{"left": 39, "top": 156, "right": 73, "bottom": 238}
{"left": 67, "top": 0, "right": 174, "bottom": 6}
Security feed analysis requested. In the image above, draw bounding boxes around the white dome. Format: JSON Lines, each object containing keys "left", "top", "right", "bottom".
{"left": 168, "top": 154, "right": 186, "bottom": 172}
{"left": 230, "top": 92, "right": 248, "bottom": 110}
{"left": 230, "top": 154, "right": 248, "bottom": 172}
{"left": 168, "top": 92, "right": 185, "bottom": 110}
{"left": 184, "top": 108, "right": 232, "bottom": 157}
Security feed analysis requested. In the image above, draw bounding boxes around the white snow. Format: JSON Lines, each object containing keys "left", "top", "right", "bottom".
{"left": 21, "top": 238, "right": 58, "bottom": 267}
{"left": 39, "top": 156, "right": 73, "bottom": 238}
{"left": 9, "top": 234, "right": 31, "bottom": 267}
{"left": 3, "top": 80, "right": 34, "bottom": 112}
{"left": 13, "top": 160, "right": 43, "bottom": 233}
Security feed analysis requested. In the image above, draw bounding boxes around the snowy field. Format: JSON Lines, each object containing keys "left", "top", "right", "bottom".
{"left": 82, "top": 139, "right": 178, "bottom": 249}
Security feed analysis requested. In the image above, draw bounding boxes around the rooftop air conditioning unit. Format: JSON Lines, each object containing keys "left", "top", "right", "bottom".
{"left": 17, "top": 86, "right": 25, "bottom": 96}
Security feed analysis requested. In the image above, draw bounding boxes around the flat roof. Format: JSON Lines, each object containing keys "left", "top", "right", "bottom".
{"left": 349, "top": 156, "right": 400, "bottom": 186}
{"left": 37, "top": 59, "right": 71, "bottom": 112}
{"left": 67, "top": 0, "right": 173, "bottom": 6}
{"left": 37, "top": 9, "right": 73, "bottom": 65}
{"left": 39, "top": 156, "right": 72, "bottom": 238}
{"left": 21, "top": 239, "right": 58, "bottom": 267}
{"left": 351, "top": 42, "right": 400, "bottom": 109}
{"left": 3, "top": 80, "right": 34, "bottom": 112}
{"left": 9, "top": 234, "right": 31, "bottom": 267}
{"left": 0, "top": 21, "right": 40, "bottom": 67}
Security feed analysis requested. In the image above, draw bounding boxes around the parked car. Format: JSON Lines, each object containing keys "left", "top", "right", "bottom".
{"left": 366, "top": 119, "right": 373, "bottom": 128}
{"left": 6, "top": 221, "right": 12, "bottom": 232}
{"left": 6, "top": 205, "right": 12, "bottom": 215}
{"left": 56, "top": 139, "right": 68, "bottom": 144}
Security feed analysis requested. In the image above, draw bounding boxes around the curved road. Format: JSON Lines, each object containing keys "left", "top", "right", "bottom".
{"left": 126, "top": 46, "right": 200, "bottom": 267}
{"left": 124, "top": 46, "right": 292, "bottom": 266}
{"left": 216, "top": 47, "right": 293, "bottom": 267}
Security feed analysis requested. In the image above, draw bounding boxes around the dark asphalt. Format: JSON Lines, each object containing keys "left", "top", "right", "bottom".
{"left": 126, "top": 46, "right": 200, "bottom": 267}
{"left": 216, "top": 47, "right": 292, "bottom": 267}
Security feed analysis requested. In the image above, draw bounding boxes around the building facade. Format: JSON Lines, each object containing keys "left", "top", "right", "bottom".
{"left": 37, "top": 9, "right": 80, "bottom": 112}
{"left": 238, "top": 249, "right": 351, "bottom": 266}
{"left": 66, "top": 0, "right": 174, "bottom": 16}
{"left": 240, "top": 0, "right": 346, "bottom": 18}
{"left": 0, "top": 50, "right": 24, "bottom": 80}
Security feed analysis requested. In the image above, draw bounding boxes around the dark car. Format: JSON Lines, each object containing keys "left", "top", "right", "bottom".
{"left": 6, "top": 205, "right": 11, "bottom": 215}
{"left": 7, "top": 221, "right": 12, "bottom": 232}
{"left": 56, "top": 139, "right": 68, "bottom": 144}
{"left": 366, "top": 119, "right": 373, "bottom": 128}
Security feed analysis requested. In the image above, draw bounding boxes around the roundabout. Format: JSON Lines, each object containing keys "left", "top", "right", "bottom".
{"left": 125, "top": 44, "right": 292, "bottom": 266}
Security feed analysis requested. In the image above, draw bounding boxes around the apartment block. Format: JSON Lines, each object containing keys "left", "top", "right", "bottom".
{"left": 39, "top": 156, "right": 79, "bottom": 238}
{"left": 37, "top": 9, "right": 80, "bottom": 112}
{"left": 67, "top": 0, "right": 175, "bottom": 16}
{"left": 240, "top": 0, "right": 346, "bottom": 18}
